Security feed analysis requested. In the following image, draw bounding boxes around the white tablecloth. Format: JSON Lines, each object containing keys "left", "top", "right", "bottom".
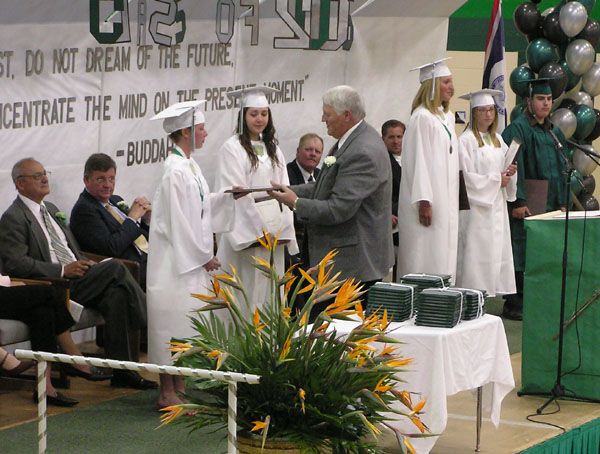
{"left": 331, "top": 314, "right": 514, "bottom": 453}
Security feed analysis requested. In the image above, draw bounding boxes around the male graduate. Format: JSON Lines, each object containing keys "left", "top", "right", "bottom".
{"left": 501, "top": 78, "right": 568, "bottom": 320}
{"left": 70, "top": 153, "right": 151, "bottom": 289}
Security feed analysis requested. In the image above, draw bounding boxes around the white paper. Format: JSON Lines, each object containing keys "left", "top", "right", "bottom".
{"left": 503, "top": 138, "right": 521, "bottom": 170}
{"left": 0, "top": 274, "right": 11, "bottom": 287}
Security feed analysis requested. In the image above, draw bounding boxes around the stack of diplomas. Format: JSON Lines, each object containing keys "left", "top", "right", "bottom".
{"left": 415, "top": 288, "right": 463, "bottom": 328}
{"left": 452, "top": 288, "right": 488, "bottom": 321}
{"left": 399, "top": 273, "right": 452, "bottom": 304}
{"left": 366, "top": 282, "right": 418, "bottom": 322}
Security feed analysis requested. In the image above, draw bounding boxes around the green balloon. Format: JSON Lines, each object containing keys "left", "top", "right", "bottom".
{"left": 526, "top": 38, "right": 559, "bottom": 72}
{"left": 573, "top": 104, "right": 596, "bottom": 140}
{"left": 510, "top": 103, "right": 527, "bottom": 122}
{"left": 510, "top": 65, "right": 535, "bottom": 97}
{"left": 571, "top": 169, "right": 584, "bottom": 196}
{"left": 559, "top": 60, "right": 580, "bottom": 91}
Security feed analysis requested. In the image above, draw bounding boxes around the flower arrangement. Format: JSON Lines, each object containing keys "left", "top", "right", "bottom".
{"left": 323, "top": 156, "right": 337, "bottom": 167}
{"left": 160, "top": 233, "right": 428, "bottom": 453}
{"left": 54, "top": 211, "right": 67, "bottom": 226}
{"left": 116, "top": 200, "right": 130, "bottom": 214}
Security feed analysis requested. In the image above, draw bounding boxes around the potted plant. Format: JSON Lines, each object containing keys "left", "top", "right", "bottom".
{"left": 160, "top": 233, "right": 428, "bottom": 453}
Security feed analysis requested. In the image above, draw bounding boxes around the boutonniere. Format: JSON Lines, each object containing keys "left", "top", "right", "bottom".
{"left": 324, "top": 156, "right": 337, "bottom": 167}
{"left": 54, "top": 211, "right": 67, "bottom": 226}
{"left": 117, "top": 200, "right": 130, "bottom": 214}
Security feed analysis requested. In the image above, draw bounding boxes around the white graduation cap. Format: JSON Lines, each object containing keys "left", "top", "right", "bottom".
{"left": 410, "top": 57, "right": 452, "bottom": 100}
{"left": 227, "top": 85, "right": 280, "bottom": 109}
{"left": 458, "top": 89, "right": 503, "bottom": 109}
{"left": 150, "top": 100, "right": 207, "bottom": 134}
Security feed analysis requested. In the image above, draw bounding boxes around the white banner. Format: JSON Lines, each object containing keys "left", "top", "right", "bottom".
{"left": 0, "top": 1, "right": 458, "bottom": 215}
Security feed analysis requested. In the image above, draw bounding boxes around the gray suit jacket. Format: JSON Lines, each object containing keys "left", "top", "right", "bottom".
{"left": 293, "top": 121, "right": 394, "bottom": 282}
{"left": 0, "top": 197, "right": 83, "bottom": 278}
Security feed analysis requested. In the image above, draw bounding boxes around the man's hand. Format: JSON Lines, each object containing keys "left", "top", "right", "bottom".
{"left": 63, "top": 260, "right": 95, "bottom": 278}
{"left": 203, "top": 256, "right": 221, "bottom": 272}
{"left": 511, "top": 206, "right": 531, "bottom": 219}
{"left": 391, "top": 214, "right": 398, "bottom": 228}
{"left": 129, "top": 197, "right": 151, "bottom": 221}
{"left": 418, "top": 201, "right": 432, "bottom": 227}
{"left": 268, "top": 182, "right": 297, "bottom": 209}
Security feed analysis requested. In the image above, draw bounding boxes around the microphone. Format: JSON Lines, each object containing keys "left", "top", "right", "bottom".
{"left": 566, "top": 140, "right": 600, "bottom": 160}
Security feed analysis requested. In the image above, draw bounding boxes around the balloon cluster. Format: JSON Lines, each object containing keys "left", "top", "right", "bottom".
{"left": 511, "top": 0, "right": 599, "bottom": 210}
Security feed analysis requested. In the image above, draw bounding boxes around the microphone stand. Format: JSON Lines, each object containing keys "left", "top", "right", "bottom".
{"left": 536, "top": 136, "right": 600, "bottom": 413}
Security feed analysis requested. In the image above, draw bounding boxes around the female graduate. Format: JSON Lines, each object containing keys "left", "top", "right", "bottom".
{"left": 396, "top": 58, "right": 460, "bottom": 281}
{"left": 215, "top": 86, "right": 297, "bottom": 318}
{"left": 455, "top": 89, "right": 517, "bottom": 296}
{"left": 147, "top": 101, "right": 237, "bottom": 408}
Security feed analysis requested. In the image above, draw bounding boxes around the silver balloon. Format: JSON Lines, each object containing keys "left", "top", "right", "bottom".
{"left": 565, "top": 39, "right": 595, "bottom": 75}
{"left": 559, "top": 1, "right": 588, "bottom": 37}
{"left": 550, "top": 108, "right": 578, "bottom": 139}
{"left": 542, "top": 7, "right": 555, "bottom": 18}
{"left": 582, "top": 63, "right": 600, "bottom": 96}
{"left": 573, "top": 148, "right": 598, "bottom": 176}
{"left": 569, "top": 90, "right": 594, "bottom": 107}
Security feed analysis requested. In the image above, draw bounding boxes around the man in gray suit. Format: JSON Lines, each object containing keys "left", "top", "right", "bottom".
{"left": 0, "top": 158, "right": 156, "bottom": 389}
{"left": 271, "top": 85, "right": 393, "bottom": 290}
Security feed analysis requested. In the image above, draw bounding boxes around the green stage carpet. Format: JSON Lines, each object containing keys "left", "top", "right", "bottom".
{"left": 0, "top": 391, "right": 227, "bottom": 454}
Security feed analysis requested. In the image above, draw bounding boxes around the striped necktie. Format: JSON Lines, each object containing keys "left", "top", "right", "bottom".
{"left": 105, "top": 204, "right": 149, "bottom": 254}
{"left": 40, "top": 205, "right": 74, "bottom": 266}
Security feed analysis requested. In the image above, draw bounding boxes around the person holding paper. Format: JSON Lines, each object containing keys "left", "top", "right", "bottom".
{"left": 396, "top": 58, "right": 460, "bottom": 281}
{"left": 501, "top": 78, "right": 567, "bottom": 320}
{"left": 214, "top": 86, "right": 297, "bottom": 318}
{"left": 455, "top": 89, "right": 517, "bottom": 296}
{"left": 147, "top": 100, "right": 238, "bottom": 408}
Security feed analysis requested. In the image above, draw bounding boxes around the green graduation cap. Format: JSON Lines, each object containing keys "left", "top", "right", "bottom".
{"left": 524, "top": 77, "right": 554, "bottom": 97}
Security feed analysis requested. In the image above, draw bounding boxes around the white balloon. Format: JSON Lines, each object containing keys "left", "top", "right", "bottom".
{"left": 550, "top": 108, "right": 578, "bottom": 139}
{"left": 569, "top": 91, "right": 594, "bottom": 107}
{"left": 566, "top": 39, "right": 595, "bottom": 75}
{"left": 559, "top": 1, "right": 588, "bottom": 37}
{"left": 582, "top": 63, "right": 600, "bottom": 97}
{"left": 573, "top": 149, "right": 598, "bottom": 176}
{"left": 542, "top": 7, "right": 555, "bottom": 18}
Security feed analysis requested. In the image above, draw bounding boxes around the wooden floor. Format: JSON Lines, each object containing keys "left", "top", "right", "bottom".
{"left": 2, "top": 351, "right": 600, "bottom": 452}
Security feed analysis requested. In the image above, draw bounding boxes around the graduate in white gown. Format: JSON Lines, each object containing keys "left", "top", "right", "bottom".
{"left": 456, "top": 89, "right": 517, "bottom": 296}
{"left": 396, "top": 58, "right": 460, "bottom": 281}
{"left": 215, "top": 86, "right": 297, "bottom": 318}
{"left": 147, "top": 100, "right": 237, "bottom": 408}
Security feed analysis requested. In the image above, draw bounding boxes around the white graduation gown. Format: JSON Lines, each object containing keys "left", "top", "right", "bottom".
{"left": 456, "top": 130, "right": 517, "bottom": 296}
{"left": 215, "top": 135, "right": 297, "bottom": 319}
{"left": 147, "top": 150, "right": 234, "bottom": 366}
{"left": 396, "top": 106, "right": 460, "bottom": 281}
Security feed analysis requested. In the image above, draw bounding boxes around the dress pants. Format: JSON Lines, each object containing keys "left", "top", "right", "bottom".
{"left": 70, "top": 259, "right": 146, "bottom": 362}
{"left": 0, "top": 285, "right": 74, "bottom": 353}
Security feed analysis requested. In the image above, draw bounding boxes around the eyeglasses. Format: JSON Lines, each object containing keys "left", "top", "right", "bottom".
{"left": 93, "top": 176, "right": 116, "bottom": 184}
{"left": 476, "top": 107, "right": 496, "bottom": 114}
{"left": 18, "top": 171, "right": 50, "bottom": 181}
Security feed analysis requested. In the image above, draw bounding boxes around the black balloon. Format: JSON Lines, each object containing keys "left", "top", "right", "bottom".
{"left": 586, "top": 108, "right": 600, "bottom": 141}
{"left": 582, "top": 175, "right": 596, "bottom": 194}
{"left": 539, "top": 62, "right": 568, "bottom": 97}
{"left": 576, "top": 20, "right": 600, "bottom": 48}
{"left": 578, "top": 192, "right": 600, "bottom": 211}
{"left": 531, "top": 0, "right": 542, "bottom": 3}
{"left": 514, "top": 2, "right": 542, "bottom": 36}
{"left": 559, "top": 60, "right": 581, "bottom": 91}
{"left": 543, "top": 11, "right": 568, "bottom": 45}
{"left": 559, "top": 98, "right": 578, "bottom": 111}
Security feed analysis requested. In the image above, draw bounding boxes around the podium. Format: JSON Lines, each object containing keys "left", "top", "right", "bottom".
{"left": 521, "top": 210, "right": 600, "bottom": 400}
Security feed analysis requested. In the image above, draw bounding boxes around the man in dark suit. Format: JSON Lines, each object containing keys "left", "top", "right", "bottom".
{"left": 0, "top": 158, "right": 156, "bottom": 390}
{"left": 381, "top": 119, "right": 405, "bottom": 279}
{"left": 271, "top": 85, "right": 394, "bottom": 292}
{"left": 70, "top": 153, "right": 150, "bottom": 289}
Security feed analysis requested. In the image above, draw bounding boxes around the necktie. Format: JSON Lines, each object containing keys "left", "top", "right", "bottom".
{"left": 40, "top": 205, "right": 74, "bottom": 266}
{"left": 105, "top": 204, "right": 149, "bottom": 254}
{"left": 328, "top": 142, "right": 339, "bottom": 156}
{"left": 307, "top": 175, "right": 315, "bottom": 183}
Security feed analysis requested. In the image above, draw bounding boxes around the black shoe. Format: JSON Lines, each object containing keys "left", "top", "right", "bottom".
{"left": 502, "top": 307, "right": 523, "bottom": 321}
{"left": 62, "top": 363, "right": 113, "bottom": 381}
{"left": 111, "top": 370, "right": 158, "bottom": 390}
{"left": 33, "top": 390, "right": 79, "bottom": 407}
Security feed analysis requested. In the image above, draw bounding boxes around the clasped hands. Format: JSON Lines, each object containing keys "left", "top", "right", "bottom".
{"left": 129, "top": 196, "right": 152, "bottom": 223}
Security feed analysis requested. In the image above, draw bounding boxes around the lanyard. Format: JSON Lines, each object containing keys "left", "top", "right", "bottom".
{"left": 171, "top": 146, "right": 205, "bottom": 203}
{"left": 436, "top": 113, "right": 453, "bottom": 154}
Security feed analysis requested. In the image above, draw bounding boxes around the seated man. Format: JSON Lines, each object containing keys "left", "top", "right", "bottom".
{"left": 70, "top": 153, "right": 150, "bottom": 289}
{"left": 0, "top": 158, "right": 156, "bottom": 390}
